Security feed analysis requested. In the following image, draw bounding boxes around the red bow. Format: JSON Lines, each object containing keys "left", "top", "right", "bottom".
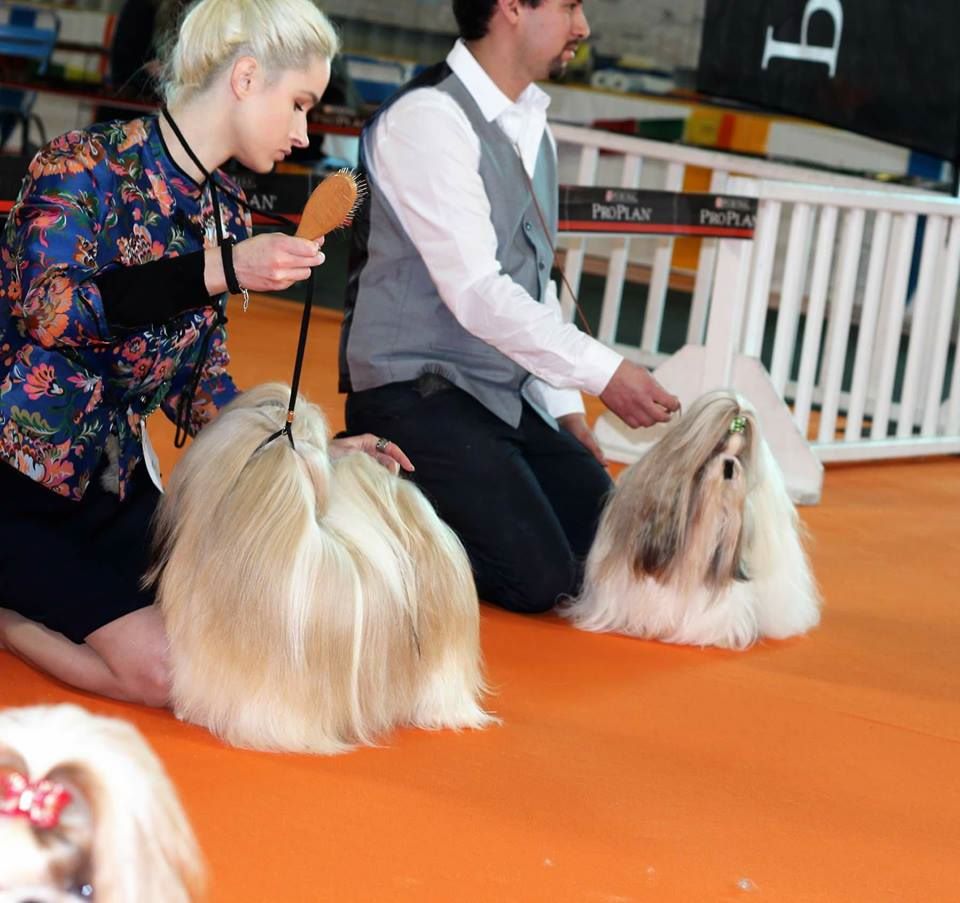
{"left": 0, "top": 771, "right": 72, "bottom": 829}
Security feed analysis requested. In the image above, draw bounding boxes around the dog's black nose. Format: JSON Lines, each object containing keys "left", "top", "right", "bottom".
{"left": 724, "top": 459, "right": 735, "bottom": 480}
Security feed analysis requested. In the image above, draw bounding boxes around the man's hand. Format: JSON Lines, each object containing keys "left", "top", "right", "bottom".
{"left": 558, "top": 412, "right": 606, "bottom": 465}
{"left": 599, "top": 360, "right": 680, "bottom": 429}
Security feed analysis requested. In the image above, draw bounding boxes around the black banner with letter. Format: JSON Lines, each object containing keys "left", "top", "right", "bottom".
{"left": 696, "top": 0, "right": 960, "bottom": 162}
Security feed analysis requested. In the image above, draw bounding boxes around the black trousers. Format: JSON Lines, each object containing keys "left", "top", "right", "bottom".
{"left": 345, "top": 379, "right": 613, "bottom": 614}
{"left": 0, "top": 459, "right": 158, "bottom": 643}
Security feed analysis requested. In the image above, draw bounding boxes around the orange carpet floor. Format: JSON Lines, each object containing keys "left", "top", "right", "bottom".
{"left": 2, "top": 296, "right": 958, "bottom": 902}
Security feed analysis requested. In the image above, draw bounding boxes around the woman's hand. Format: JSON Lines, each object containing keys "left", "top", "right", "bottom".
{"left": 328, "top": 434, "right": 415, "bottom": 475}
{"left": 204, "top": 234, "right": 325, "bottom": 295}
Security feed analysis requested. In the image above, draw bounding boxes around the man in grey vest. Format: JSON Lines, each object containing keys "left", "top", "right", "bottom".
{"left": 339, "top": 0, "right": 679, "bottom": 614}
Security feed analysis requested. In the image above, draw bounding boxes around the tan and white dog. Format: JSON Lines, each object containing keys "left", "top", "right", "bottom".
{"left": 150, "top": 383, "right": 492, "bottom": 753}
{"left": 564, "top": 390, "right": 820, "bottom": 649}
{"left": 0, "top": 704, "right": 202, "bottom": 903}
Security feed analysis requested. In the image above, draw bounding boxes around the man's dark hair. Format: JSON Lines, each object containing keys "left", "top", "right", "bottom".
{"left": 452, "top": 0, "right": 544, "bottom": 41}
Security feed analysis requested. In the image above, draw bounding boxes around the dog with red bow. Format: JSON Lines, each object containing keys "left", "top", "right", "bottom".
{"left": 150, "top": 383, "right": 492, "bottom": 754}
{"left": 564, "top": 390, "right": 820, "bottom": 649}
{"left": 0, "top": 704, "right": 202, "bottom": 903}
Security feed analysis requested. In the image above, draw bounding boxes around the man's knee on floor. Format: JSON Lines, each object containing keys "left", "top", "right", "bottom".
{"left": 483, "top": 558, "right": 579, "bottom": 615}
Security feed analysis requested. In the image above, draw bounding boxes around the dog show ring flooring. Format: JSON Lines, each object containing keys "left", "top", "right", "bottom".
{"left": 2, "top": 295, "right": 958, "bottom": 901}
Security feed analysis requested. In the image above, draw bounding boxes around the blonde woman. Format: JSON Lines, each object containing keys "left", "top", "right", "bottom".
{"left": 0, "top": 0, "right": 407, "bottom": 706}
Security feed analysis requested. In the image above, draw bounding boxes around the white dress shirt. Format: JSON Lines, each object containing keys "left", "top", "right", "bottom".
{"left": 366, "top": 40, "right": 623, "bottom": 419}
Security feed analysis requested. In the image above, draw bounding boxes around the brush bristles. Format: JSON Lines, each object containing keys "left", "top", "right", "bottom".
{"left": 340, "top": 172, "right": 367, "bottom": 228}
{"left": 330, "top": 169, "right": 367, "bottom": 229}
{"left": 0, "top": 704, "right": 203, "bottom": 903}
{"left": 150, "top": 383, "right": 492, "bottom": 753}
{"left": 563, "top": 390, "right": 821, "bottom": 649}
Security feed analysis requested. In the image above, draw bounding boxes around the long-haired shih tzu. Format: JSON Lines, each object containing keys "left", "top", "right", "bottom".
{"left": 563, "top": 390, "right": 820, "bottom": 649}
{"left": 149, "top": 383, "right": 492, "bottom": 754}
{"left": 0, "top": 704, "right": 202, "bottom": 903}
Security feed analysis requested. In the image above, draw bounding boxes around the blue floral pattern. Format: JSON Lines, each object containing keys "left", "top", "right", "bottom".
{"left": 0, "top": 116, "right": 251, "bottom": 499}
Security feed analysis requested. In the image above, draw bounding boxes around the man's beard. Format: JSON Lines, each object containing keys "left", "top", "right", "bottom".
{"left": 549, "top": 42, "right": 580, "bottom": 79}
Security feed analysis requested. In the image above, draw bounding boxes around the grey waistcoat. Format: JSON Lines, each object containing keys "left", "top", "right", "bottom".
{"left": 339, "top": 63, "right": 558, "bottom": 428}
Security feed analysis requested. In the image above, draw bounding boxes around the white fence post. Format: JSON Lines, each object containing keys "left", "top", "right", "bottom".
{"left": 784, "top": 205, "right": 833, "bottom": 434}
{"left": 687, "top": 169, "right": 730, "bottom": 345}
{"left": 559, "top": 145, "right": 598, "bottom": 323}
{"left": 596, "top": 154, "right": 643, "bottom": 345}
{"left": 817, "top": 207, "right": 865, "bottom": 444}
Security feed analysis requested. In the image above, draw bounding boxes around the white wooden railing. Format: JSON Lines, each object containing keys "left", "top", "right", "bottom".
{"left": 552, "top": 123, "right": 935, "bottom": 362}
{"left": 551, "top": 124, "right": 959, "bottom": 502}
{"left": 725, "top": 178, "right": 960, "bottom": 462}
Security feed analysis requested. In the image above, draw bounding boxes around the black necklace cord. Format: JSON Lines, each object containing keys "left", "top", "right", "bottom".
{"left": 162, "top": 106, "right": 300, "bottom": 231}
{"left": 162, "top": 106, "right": 232, "bottom": 448}
{"left": 161, "top": 107, "right": 319, "bottom": 451}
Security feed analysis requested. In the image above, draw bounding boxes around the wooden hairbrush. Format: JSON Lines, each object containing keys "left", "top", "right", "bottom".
{"left": 295, "top": 169, "right": 367, "bottom": 240}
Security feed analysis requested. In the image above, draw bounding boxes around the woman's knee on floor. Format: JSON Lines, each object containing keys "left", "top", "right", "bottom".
{"left": 91, "top": 638, "right": 171, "bottom": 707}
{"left": 86, "top": 606, "right": 172, "bottom": 707}
{"left": 115, "top": 652, "right": 172, "bottom": 708}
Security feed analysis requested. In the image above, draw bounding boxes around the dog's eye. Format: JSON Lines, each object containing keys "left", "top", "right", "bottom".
{"left": 723, "top": 459, "right": 735, "bottom": 480}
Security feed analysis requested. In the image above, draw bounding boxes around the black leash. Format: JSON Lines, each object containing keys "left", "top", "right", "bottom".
{"left": 514, "top": 142, "right": 594, "bottom": 338}
{"left": 161, "top": 107, "right": 314, "bottom": 450}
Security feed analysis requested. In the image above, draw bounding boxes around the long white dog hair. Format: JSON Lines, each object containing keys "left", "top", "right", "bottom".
{"left": 563, "top": 390, "right": 820, "bottom": 649}
{"left": 149, "top": 383, "right": 492, "bottom": 753}
{"left": 0, "top": 704, "right": 202, "bottom": 903}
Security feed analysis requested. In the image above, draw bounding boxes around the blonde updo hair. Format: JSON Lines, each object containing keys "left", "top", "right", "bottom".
{"left": 161, "top": 0, "right": 340, "bottom": 106}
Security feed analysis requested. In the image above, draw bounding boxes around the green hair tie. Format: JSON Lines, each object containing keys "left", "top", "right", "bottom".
{"left": 729, "top": 415, "right": 747, "bottom": 434}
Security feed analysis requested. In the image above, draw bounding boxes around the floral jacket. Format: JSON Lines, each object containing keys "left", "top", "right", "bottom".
{"left": 0, "top": 115, "right": 251, "bottom": 500}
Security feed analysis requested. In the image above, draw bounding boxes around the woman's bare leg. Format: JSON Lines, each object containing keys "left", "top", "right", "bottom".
{"left": 0, "top": 606, "right": 170, "bottom": 707}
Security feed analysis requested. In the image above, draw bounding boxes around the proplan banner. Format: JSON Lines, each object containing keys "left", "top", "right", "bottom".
{"left": 557, "top": 187, "right": 757, "bottom": 238}
{"left": 697, "top": 0, "right": 960, "bottom": 162}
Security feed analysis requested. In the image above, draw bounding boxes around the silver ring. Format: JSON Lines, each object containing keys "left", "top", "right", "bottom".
{"left": 375, "top": 437, "right": 390, "bottom": 452}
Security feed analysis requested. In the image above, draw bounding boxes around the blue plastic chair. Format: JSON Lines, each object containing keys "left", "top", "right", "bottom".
{"left": 0, "top": 3, "right": 60, "bottom": 152}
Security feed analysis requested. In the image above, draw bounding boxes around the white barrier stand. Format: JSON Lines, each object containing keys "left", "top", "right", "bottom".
{"left": 593, "top": 233, "right": 825, "bottom": 504}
